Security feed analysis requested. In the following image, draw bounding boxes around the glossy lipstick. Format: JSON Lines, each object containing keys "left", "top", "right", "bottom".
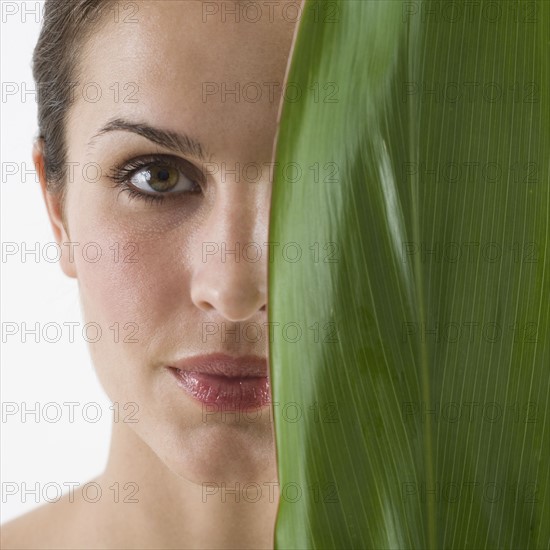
{"left": 168, "top": 353, "right": 270, "bottom": 410}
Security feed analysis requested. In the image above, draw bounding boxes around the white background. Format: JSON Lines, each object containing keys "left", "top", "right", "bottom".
{"left": 1, "top": 1, "right": 112, "bottom": 524}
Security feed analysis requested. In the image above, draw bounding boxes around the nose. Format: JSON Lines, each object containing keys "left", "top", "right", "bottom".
{"left": 190, "top": 196, "right": 268, "bottom": 322}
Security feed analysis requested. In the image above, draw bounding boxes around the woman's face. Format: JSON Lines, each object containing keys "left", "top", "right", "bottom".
{"left": 46, "top": 1, "right": 297, "bottom": 483}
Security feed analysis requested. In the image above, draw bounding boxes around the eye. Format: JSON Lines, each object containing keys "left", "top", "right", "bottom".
{"left": 107, "top": 154, "right": 205, "bottom": 204}
{"left": 129, "top": 162, "right": 200, "bottom": 195}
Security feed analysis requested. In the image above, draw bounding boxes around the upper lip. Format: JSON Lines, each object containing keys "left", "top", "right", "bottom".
{"left": 170, "top": 353, "right": 268, "bottom": 378}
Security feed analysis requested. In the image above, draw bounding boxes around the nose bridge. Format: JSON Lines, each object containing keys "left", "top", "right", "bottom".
{"left": 205, "top": 211, "right": 264, "bottom": 268}
{"left": 191, "top": 181, "right": 268, "bottom": 322}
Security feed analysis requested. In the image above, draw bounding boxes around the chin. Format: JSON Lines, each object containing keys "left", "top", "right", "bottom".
{"left": 164, "top": 414, "right": 277, "bottom": 485}
{"left": 123, "top": 399, "right": 278, "bottom": 487}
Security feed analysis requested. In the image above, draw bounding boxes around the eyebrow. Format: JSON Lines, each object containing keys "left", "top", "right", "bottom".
{"left": 88, "top": 118, "right": 210, "bottom": 161}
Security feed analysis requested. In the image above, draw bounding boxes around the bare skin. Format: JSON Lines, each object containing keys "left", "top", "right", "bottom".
{"left": 1, "top": 1, "right": 300, "bottom": 548}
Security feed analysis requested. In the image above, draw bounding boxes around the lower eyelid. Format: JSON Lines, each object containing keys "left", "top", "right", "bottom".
{"left": 113, "top": 178, "right": 202, "bottom": 207}
{"left": 116, "top": 186, "right": 165, "bottom": 205}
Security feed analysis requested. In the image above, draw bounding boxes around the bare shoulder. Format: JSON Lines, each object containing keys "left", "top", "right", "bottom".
{"left": 1, "top": 486, "right": 90, "bottom": 550}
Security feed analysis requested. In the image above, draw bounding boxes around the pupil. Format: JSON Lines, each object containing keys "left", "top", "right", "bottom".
{"left": 157, "top": 168, "right": 170, "bottom": 181}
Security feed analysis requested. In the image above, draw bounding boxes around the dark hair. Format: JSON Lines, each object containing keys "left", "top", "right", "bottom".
{"left": 32, "top": 0, "right": 108, "bottom": 198}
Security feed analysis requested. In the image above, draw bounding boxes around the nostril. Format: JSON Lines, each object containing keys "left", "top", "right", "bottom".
{"left": 196, "top": 299, "right": 216, "bottom": 313}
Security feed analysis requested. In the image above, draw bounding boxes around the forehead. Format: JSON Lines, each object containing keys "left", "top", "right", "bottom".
{"left": 69, "top": 0, "right": 297, "bottom": 158}
{"left": 92, "top": 1, "right": 295, "bottom": 78}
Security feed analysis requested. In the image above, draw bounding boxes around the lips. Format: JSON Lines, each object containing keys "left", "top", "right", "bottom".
{"left": 167, "top": 353, "right": 270, "bottom": 410}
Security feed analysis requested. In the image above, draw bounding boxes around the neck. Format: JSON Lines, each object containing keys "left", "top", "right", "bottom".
{"left": 92, "top": 421, "right": 280, "bottom": 549}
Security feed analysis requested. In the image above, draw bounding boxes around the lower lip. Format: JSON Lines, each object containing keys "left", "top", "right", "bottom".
{"left": 168, "top": 368, "right": 270, "bottom": 410}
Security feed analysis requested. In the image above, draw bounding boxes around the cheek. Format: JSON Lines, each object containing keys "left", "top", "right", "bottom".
{"left": 66, "top": 175, "right": 201, "bottom": 322}
{"left": 64, "top": 185, "right": 199, "bottom": 392}
{"left": 78, "top": 245, "right": 179, "bottom": 333}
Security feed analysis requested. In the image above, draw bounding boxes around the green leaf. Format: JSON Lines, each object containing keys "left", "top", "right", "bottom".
{"left": 268, "top": 1, "right": 549, "bottom": 548}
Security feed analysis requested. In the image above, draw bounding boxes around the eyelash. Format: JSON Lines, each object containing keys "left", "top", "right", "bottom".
{"left": 106, "top": 154, "right": 203, "bottom": 205}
